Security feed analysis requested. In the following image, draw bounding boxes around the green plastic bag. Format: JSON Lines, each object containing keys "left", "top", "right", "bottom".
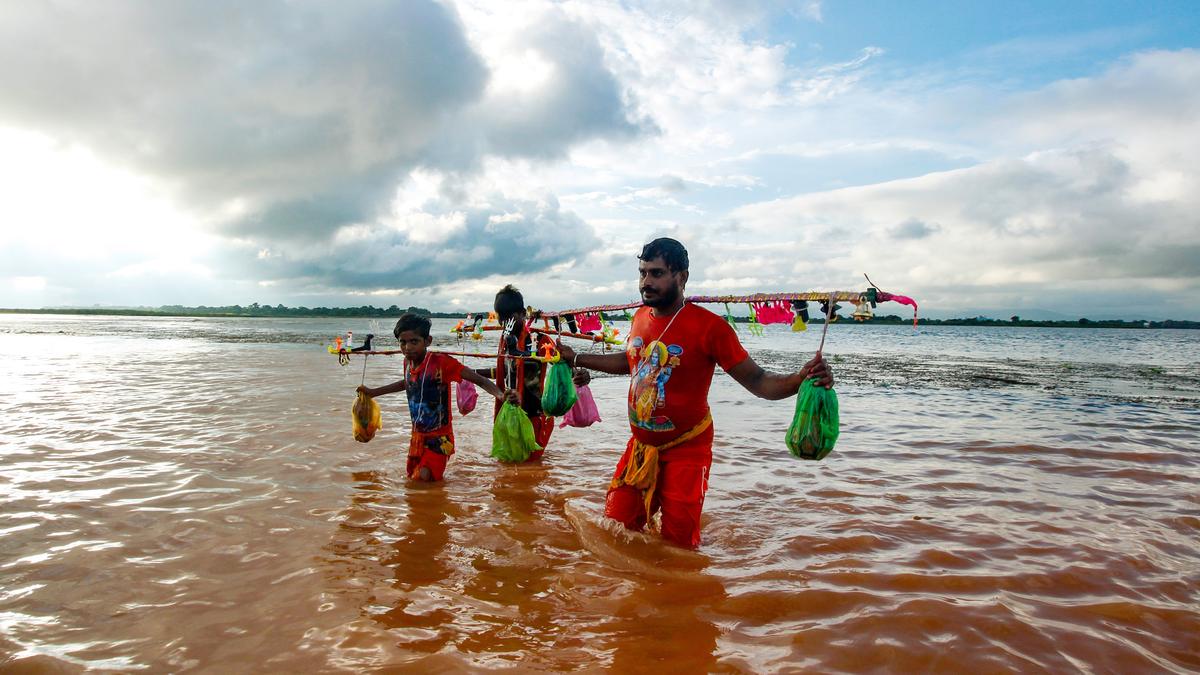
{"left": 540, "top": 360, "right": 578, "bottom": 416}
{"left": 491, "top": 402, "right": 543, "bottom": 463}
{"left": 786, "top": 379, "right": 839, "bottom": 460}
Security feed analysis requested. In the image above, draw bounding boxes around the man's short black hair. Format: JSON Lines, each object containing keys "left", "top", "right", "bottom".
{"left": 494, "top": 284, "right": 525, "bottom": 321}
{"left": 638, "top": 237, "right": 689, "bottom": 272}
{"left": 393, "top": 312, "right": 432, "bottom": 339}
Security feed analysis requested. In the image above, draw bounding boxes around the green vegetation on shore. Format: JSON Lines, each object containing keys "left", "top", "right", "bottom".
{"left": 1, "top": 305, "right": 1196, "bottom": 328}
{"left": 1, "top": 304, "right": 465, "bottom": 319}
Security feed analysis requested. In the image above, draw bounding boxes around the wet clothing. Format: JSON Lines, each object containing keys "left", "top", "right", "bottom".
{"left": 404, "top": 352, "right": 464, "bottom": 481}
{"left": 493, "top": 327, "right": 555, "bottom": 461}
{"left": 527, "top": 414, "right": 555, "bottom": 462}
{"left": 407, "top": 433, "right": 452, "bottom": 481}
{"left": 605, "top": 304, "right": 748, "bottom": 547}
{"left": 610, "top": 412, "right": 712, "bottom": 522}
{"left": 605, "top": 436, "right": 712, "bottom": 549}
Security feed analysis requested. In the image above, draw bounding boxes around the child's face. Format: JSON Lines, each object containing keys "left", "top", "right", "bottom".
{"left": 396, "top": 330, "right": 432, "bottom": 362}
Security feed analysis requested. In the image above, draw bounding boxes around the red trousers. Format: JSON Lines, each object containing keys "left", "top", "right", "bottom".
{"left": 604, "top": 434, "right": 712, "bottom": 549}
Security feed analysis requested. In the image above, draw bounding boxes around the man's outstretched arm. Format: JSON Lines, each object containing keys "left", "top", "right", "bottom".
{"left": 556, "top": 342, "right": 630, "bottom": 375}
{"left": 727, "top": 352, "right": 833, "bottom": 401}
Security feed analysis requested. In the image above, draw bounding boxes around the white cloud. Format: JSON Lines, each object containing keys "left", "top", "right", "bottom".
{"left": 726, "top": 50, "right": 1200, "bottom": 317}
{"left": 0, "top": 1, "right": 1195, "bottom": 320}
{"left": 387, "top": 211, "right": 468, "bottom": 245}
{"left": 10, "top": 277, "right": 46, "bottom": 292}
{"left": 109, "top": 260, "right": 213, "bottom": 280}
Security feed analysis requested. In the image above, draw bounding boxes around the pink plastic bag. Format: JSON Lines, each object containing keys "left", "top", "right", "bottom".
{"left": 559, "top": 384, "right": 601, "bottom": 428}
{"left": 457, "top": 380, "right": 478, "bottom": 415}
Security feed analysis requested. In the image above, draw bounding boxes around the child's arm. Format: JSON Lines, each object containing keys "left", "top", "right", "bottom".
{"left": 461, "top": 367, "right": 518, "bottom": 404}
{"left": 357, "top": 380, "right": 406, "bottom": 398}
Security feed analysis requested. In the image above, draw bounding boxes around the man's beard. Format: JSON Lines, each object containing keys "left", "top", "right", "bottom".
{"left": 641, "top": 283, "right": 681, "bottom": 309}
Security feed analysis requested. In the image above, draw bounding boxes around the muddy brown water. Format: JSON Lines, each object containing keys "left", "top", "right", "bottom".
{"left": 1, "top": 316, "right": 1197, "bottom": 672}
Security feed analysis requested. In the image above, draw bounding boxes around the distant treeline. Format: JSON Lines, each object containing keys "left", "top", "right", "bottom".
{"left": 0, "top": 304, "right": 465, "bottom": 319}
{"left": 1, "top": 305, "right": 1197, "bottom": 329}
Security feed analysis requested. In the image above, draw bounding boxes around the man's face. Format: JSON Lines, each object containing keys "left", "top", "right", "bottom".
{"left": 639, "top": 257, "right": 687, "bottom": 309}
{"left": 396, "top": 329, "right": 431, "bottom": 363}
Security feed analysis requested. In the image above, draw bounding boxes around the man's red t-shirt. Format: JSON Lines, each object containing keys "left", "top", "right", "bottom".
{"left": 624, "top": 303, "right": 748, "bottom": 459}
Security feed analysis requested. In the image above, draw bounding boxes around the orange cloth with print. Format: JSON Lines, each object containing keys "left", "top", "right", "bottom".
{"left": 405, "top": 352, "right": 465, "bottom": 480}
{"left": 623, "top": 303, "right": 748, "bottom": 461}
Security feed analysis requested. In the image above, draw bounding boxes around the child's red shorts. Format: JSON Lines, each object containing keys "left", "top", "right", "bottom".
{"left": 407, "top": 432, "right": 454, "bottom": 481}
{"left": 603, "top": 437, "right": 712, "bottom": 549}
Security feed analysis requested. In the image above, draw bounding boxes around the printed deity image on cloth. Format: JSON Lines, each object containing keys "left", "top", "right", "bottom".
{"left": 627, "top": 336, "right": 683, "bottom": 432}
{"left": 406, "top": 355, "right": 457, "bottom": 434}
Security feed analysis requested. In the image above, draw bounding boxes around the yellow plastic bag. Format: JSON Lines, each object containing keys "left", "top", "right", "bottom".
{"left": 352, "top": 391, "right": 382, "bottom": 443}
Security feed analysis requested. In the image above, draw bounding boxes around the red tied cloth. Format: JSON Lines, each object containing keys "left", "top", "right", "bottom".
{"left": 751, "top": 300, "right": 794, "bottom": 325}
{"left": 876, "top": 292, "right": 919, "bottom": 327}
{"left": 576, "top": 312, "right": 603, "bottom": 333}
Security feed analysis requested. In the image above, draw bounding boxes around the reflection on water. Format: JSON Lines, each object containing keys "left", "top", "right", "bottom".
{"left": 0, "top": 315, "right": 1198, "bottom": 672}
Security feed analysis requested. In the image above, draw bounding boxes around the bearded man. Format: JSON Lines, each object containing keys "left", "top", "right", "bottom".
{"left": 557, "top": 238, "right": 833, "bottom": 548}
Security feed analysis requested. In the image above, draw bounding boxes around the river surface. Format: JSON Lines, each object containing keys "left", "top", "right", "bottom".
{"left": 1, "top": 314, "right": 1198, "bottom": 672}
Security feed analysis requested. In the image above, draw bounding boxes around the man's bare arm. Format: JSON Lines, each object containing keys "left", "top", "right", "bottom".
{"left": 727, "top": 352, "right": 833, "bottom": 401}
{"left": 557, "top": 342, "right": 630, "bottom": 375}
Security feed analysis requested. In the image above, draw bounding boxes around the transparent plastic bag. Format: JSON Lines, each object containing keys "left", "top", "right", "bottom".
{"left": 786, "top": 379, "right": 839, "bottom": 460}
{"left": 352, "top": 391, "right": 382, "bottom": 443}
{"left": 491, "top": 401, "right": 543, "bottom": 462}
{"left": 457, "top": 380, "right": 478, "bottom": 415}
{"left": 540, "top": 360, "right": 578, "bottom": 416}
{"left": 559, "top": 384, "right": 601, "bottom": 428}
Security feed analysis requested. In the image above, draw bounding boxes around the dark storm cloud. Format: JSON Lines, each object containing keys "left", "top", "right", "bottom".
{"left": 0, "top": 1, "right": 647, "bottom": 250}
{"left": 241, "top": 194, "right": 600, "bottom": 290}
{"left": 0, "top": 3, "right": 485, "bottom": 209}
{"left": 889, "top": 218, "right": 939, "bottom": 240}
{"left": 471, "top": 14, "right": 651, "bottom": 158}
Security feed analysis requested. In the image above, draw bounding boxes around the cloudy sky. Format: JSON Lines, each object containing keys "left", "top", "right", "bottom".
{"left": 1, "top": 1, "right": 1198, "bottom": 319}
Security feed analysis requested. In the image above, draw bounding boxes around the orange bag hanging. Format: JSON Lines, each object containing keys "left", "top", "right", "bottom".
{"left": 352, "top": 391, "right": 382, "bottom": 443}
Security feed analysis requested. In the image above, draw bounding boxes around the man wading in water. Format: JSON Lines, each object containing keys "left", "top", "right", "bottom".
{"left": 557, "top": 238, "right": 834, "bottom": 548}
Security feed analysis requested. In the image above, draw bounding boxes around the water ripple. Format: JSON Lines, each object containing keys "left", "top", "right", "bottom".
{"left": 1, "top": 317, "right": 1197, "bottom": 671}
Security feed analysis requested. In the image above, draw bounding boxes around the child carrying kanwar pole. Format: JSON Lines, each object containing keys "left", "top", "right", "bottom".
{"left": 358, "top": 313, "right": 516, "bottom": 482}
{"left": 471, "top": 284, "right": 590, "bottom": 462}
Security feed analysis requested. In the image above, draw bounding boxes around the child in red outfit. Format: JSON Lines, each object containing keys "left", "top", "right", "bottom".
{"left": 474, "top": 284, "right": 589, "bottom": 462}
{"left": 359, "top": 313, "right": 513, "bottom": 481}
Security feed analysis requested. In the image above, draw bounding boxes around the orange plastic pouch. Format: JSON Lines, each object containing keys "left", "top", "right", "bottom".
{"left": 352, "top": 391, "right": 382, "bottom": 443}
